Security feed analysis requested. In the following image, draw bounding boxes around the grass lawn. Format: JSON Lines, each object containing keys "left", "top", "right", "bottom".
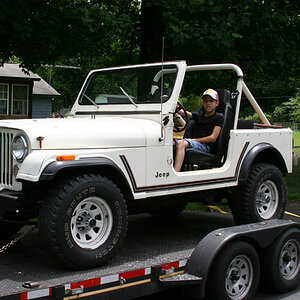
{"left": 286, "top": 161, "right": 300, "bottom": 201}
{"left": 293, "top": 130, "right": 300, "bottom": 147}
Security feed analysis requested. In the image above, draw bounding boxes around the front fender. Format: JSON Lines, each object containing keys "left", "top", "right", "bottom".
{"left": 17, "top": 150, "right": 128, "bottom": 185}
{"left": 39, "top": 157, "right": 122, "bottom": 181}
{"left": 17, "top": 150, "right": 57, "bottom": 182}
{"left": 38, "top": 156, "right": 134, "bottom": 202}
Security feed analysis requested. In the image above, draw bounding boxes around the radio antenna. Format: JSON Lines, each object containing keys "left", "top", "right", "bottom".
{"left": 159, "top": 36, "right": 165, "bottom": 142}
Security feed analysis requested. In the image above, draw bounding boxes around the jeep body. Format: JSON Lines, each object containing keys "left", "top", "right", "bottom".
{"left": 0, "top": 61, "right": 295, "bottom": 268}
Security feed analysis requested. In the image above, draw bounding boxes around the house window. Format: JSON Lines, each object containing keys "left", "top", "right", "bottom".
{"left": 12, "top": 84, "right": 29, "bottom": 115}
{"left": 0, "top": 84, "right": 9, "bottom": 115}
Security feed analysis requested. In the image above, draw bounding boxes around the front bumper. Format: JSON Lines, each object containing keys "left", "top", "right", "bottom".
{"left": 0, "top": 190, "right": 21, "bottom": 213}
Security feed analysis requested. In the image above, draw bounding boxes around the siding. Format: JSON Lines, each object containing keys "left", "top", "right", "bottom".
{"left": 32, "top": 96, "right": 53, "bottom": 118}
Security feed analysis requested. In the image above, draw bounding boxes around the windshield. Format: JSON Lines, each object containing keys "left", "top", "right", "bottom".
{"left": 79, "top": 65, "right": 178, "bottom": 106}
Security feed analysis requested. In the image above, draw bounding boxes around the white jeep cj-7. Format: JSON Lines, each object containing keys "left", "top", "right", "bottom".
{"left": 0, "top": 61, "right": 297, "bottom": 268}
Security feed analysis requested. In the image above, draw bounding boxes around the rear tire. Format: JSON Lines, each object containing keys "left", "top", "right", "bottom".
{"left": 39, "top": 174, "right": 127, "bottom": 269}
{"left": 230, "top": 163, "right": 286, "bottom": 224}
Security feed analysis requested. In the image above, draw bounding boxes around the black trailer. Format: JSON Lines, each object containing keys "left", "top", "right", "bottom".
{"left": 1, "top": 211, "right": 300, "bottom": 300}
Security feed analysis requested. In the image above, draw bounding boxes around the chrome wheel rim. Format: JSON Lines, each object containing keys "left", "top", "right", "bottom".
{"left": 256, "top": 180, "right": 279, "bottom": 219}
{"left": 71, "top": 197, "right": 113, "bottom": 249}
{"left": 225, "top": 255, "right": 253, "bottom": 299}
{"left": 280, "top": 239, "right": 300, "bottom": 280}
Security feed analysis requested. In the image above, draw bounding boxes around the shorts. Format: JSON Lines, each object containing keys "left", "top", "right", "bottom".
{"left": 174, "top": 138, "right": 211, "bottom": 153}
{"left": 185, "top": 139, "right": 211, "bottom": 153}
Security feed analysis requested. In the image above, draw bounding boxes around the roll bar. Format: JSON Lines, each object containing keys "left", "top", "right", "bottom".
{"left": 186, "top": 63, "right": 270, "bottom": 128}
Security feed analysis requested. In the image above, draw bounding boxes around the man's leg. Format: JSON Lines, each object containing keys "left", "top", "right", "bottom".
{"left": 174, "top": 139, "right": 190, "bottom": 172}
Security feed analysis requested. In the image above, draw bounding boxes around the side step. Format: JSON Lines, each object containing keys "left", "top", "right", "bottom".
{"left": 159, "top": 273, "right": 202, "bottom": 286}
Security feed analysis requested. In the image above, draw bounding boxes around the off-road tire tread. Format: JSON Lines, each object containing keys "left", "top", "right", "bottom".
{"left": 230, "top": 163, "right": 286, "bottom": 224}
{"left": 38, "top": 174, "right": 127, "bottom": 268}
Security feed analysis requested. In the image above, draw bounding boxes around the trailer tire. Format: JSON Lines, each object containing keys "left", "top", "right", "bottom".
{"left": 262, "top": 227, "right": 300, "bottom": 293}
{"left": 231, "top": 163, "right": 286, "bottom": 224}
{"left": 205, "top": 240, "right": 260, "bottom": 300}
{"left": 39, "top": 174, "right": 127, "bottom": 269}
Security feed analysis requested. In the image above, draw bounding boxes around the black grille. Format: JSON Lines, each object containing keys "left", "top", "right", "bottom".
{"left": 0, "top": 131, "right": 13, "bottom": 187}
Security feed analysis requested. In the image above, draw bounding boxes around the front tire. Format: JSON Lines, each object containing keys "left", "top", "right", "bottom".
{"left": 39, "top": 174, "right": 127, "bottom": 269}
{"left": 205, "top": 241, "right": 260, "bottom": 300}
{"left": 230, "top": 163, "right": 286, "bottom": 224}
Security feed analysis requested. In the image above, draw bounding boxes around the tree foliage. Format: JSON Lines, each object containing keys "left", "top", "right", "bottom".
{"left": 0, "top": 0, "right": 140, "bottom": 70}
{"left": 140, "top": 0, "right": 299, "bottom": 116}
{"left": 272, "top": 91, "right": 300, "bottom": 122}
{"left": 158, "top": 0, "right": 299, "bottom": 85}
{"left": 0, "top": 0, "right": 298, "bottom": 112}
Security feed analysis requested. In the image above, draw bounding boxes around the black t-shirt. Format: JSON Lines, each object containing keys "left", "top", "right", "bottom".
{"left": 191, "top": 111, "right": 224, "bottom": 153}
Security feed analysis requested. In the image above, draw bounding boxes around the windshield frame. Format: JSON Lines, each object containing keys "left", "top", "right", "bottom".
{"left": 77, "top": 62, "right": 181, "bottom": 107}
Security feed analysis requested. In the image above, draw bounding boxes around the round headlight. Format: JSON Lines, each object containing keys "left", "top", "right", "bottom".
{"left": 12, "top": 135, "right": 28, "bottom": 162}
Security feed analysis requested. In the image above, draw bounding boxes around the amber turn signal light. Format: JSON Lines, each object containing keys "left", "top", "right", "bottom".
{"left": 56, "top": 155, "right": 75, "bottom": 161}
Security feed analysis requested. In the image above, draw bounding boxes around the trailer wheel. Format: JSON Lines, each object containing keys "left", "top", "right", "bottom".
{"left": 262, "top": 228, "right": 300, "bottom": 293}
{"left": 39, "top": 174, "right": 127, "bottom": 269}
{"left": 231, "top": 163, "right": 286, "bottom": 224}
{"left": 206, "top": 241, "right": 260, "bottom": 300}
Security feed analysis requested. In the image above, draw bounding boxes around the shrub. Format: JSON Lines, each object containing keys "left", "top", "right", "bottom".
{"left": 244, "top": 112, "right": 272, "bottom": 122}
{"left": 179, "top": 95, "right": 203, "bottom": 112}
{"left": 272, "top": 91, "right": 300, "bottom": 122}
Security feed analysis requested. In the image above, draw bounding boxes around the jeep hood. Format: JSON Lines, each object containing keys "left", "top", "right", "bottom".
{"left": 0, "top": 117, "right": 162, "bottom": 149}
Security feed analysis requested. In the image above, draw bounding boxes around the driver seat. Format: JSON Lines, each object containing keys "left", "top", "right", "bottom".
{"left": 183, "top": 89, "right": 233, "bottom": 169}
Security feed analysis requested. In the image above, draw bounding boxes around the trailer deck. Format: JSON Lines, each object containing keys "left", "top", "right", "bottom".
{"left": 0, "top": 211, "right": 234, "bottom": 299}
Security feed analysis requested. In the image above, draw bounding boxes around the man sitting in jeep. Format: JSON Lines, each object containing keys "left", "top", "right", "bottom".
{"left": 173, "top": 89, "right": 224, "bottom": 172}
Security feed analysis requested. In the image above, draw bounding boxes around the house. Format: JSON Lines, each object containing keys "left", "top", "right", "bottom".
{"left": 0, "top": 63, "right": 60, "bottom": 119}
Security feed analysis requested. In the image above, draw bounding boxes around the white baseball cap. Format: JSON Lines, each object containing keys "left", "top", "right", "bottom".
{"left": 202, "top": 89, "right": 219, "bottom": 101}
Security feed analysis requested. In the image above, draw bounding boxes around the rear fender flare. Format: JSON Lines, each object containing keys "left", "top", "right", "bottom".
{"left": 238, "top": 143, "right": 287, "bottom": 184}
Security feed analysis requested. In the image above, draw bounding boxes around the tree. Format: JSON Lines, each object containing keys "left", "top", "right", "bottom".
{"left": 1, "top": 0, "right": 298, "bottom": 113}
{"left": 0, "top": 0, "right": 140, "bottom": 70}
{"left": 0, "top": 0, "right": 140, "bottom": 107}
{"left": 159, "top": 1, "right": 298, "bottom": 84}
{"left": 138, "top": 0, "right": 299, "bottom": 115}
{"left": 2, "top": 0, "right": 298, "bottom": 80}
{"left": 272, "top": 91, "right": 300, "bottom": 122}
{"left": 139, "top": 1, "right": 165, "bottom": 63}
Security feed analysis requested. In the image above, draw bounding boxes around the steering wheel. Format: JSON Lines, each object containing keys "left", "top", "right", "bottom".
{"left": 173, "top": 101, "right": 188, "bottom": 132}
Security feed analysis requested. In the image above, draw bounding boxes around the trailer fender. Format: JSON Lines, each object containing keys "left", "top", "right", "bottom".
{"left": 185, "top": 219, "right": 300, "bottom": 299}
{"left": 238, "top": 143, "right": 287, "bottom": 184}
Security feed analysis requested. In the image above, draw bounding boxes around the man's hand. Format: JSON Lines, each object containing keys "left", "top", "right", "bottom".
{"left": 176, "top": 105, "right": 192, "bottom": 119}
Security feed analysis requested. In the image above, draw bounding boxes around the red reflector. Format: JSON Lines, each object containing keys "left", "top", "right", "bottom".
{"left": 162, "top": 262, "right": 179, "bottom": 270}
{"left": 119, "top": 269, "right": 146, "bottom": 280}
